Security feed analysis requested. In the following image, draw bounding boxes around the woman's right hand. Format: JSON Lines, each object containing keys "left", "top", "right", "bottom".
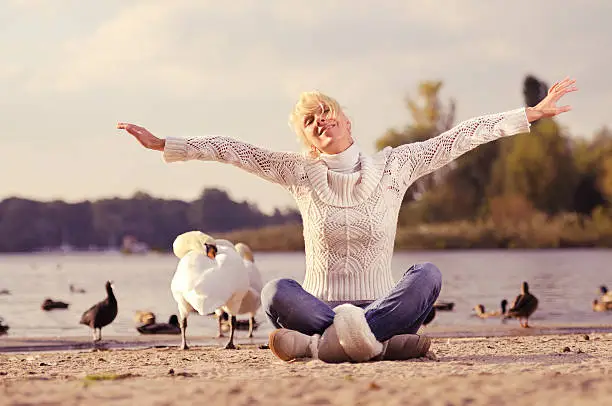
{"left": 117, "top": 123, "right": 166, "bottom": 151}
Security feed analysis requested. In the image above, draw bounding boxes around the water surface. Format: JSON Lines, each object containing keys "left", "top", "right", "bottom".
{"left": 1, "top": 250, "right": 612, "bottom": 341}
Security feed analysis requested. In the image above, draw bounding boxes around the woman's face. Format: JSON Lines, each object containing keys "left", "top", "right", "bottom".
{"left": 302, "top": 104, "right": 353, "bottom": 155}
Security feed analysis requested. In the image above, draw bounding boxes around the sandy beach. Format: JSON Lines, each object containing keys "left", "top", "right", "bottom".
{"left": 2, "top": 328, "right": 612, "bottom": 405}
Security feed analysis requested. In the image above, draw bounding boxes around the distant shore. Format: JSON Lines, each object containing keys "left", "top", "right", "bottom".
{"left": 6, "top": 211, "right": 612, "bottom": 255}
{"left": 3, "top": 323, "right": 612, "bottom": 353}
{"left": 218, "top": 218, "right": 612, "bottom": 251}
{"left": 2, "top": 329, "right": 612, "bottom": 405}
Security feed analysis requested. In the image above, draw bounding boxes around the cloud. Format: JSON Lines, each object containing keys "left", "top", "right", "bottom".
{"left": 7, "top": 0, "right": 62, "bottom": 12}
{"left": 25, "top": 0, "right": 535, "bottom": 97}
{"left": 25, "top": 2, "right": 178, "bottom": 92}
{"left": 0, "top": 64, "right": 21, "bottom": 80}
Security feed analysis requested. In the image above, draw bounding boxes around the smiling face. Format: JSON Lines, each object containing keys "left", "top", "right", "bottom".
{"left": 290, "top": 91, "right": 353, "bottom": 156}
{"left": 302, "top": 105, "right": 353, "bottom": 155}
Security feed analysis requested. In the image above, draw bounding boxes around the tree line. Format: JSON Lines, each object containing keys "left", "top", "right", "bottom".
{"left": 0, "top": 189, "right": 300, "bottom": 252}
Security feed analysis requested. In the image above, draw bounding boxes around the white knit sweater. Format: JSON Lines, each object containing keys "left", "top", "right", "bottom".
{"left": 163, "top": 108, "right": 530, "bottom": 302}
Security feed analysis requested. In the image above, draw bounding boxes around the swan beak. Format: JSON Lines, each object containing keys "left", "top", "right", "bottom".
{"left": 205, "top": 243, "right": 217, "bottom": 259}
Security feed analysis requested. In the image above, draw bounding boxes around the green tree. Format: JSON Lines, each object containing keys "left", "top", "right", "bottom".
{"left": 487, "top": 118, "right": 578, "bottom": 214}
{"left": 570, "top": 126, "right": 611, "bottom": 214}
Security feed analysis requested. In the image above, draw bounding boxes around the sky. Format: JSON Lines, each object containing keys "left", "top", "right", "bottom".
{"left": 1, "top": 0, "right": 610, "bottom": 213}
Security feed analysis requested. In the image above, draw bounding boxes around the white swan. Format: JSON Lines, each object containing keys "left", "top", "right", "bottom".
{"left": 214, "top": 242, "right": 263, "bottom": 338}
{"left": 235, "top": 242, "right": 263, "bottom": 337}
{"left": 170, "top": 232, "right": 249, "bottom": 349}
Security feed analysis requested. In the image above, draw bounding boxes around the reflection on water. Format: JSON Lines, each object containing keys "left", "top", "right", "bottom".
{"left": 1, "top": 250, "right": 612, "bottom": 339}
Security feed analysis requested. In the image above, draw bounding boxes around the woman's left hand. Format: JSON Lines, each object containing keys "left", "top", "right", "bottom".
{"left": 526, "top": 77, "right": 578, "bottom": 122}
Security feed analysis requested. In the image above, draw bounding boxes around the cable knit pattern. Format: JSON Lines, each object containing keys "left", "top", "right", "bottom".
{"left": 163, "top": 108, "right": 530, "bottom": 301}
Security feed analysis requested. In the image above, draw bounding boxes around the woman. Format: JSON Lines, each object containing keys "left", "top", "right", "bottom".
{"left": 118, "top": 77, "right": 577, "bottom": 363}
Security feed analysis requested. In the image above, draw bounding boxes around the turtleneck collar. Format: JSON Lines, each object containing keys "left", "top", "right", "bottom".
{"left": 319, "top": 143, "right": 361, "bottom": 174}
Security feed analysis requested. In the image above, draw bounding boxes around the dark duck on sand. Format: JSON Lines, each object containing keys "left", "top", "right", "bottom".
{"left": 506, "top": 282, "right": 538, "bottom": 328}
{"left": 79, "top": 281, "right": 118, "bottom": 342}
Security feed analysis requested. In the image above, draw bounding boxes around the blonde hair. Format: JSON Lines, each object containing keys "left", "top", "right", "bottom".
{"left": 289, "top": 91, "right": 342, "bottom": 158}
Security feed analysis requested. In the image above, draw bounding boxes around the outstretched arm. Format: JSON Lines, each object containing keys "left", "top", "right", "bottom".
{"left": 395, "top": 108, "right": 530, "bottom": 185}
{"left": 117, "top": 124, "right": 305, "bottom": 186}
{"left": 394, "top": 77, "right": 578, "bottom": 186}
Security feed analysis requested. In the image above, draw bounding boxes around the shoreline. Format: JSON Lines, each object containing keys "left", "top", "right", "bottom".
{"left": 3, "top": 323, "right": 612, "bottom": 353}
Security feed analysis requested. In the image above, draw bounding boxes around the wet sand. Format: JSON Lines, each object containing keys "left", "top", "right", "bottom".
{"left": 2, "top": 326, "right": 612, "bottom": 405}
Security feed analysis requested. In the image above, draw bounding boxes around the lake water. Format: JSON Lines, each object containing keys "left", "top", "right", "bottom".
{"left": 1, "top": 250, "right": 612, "bottom": 341}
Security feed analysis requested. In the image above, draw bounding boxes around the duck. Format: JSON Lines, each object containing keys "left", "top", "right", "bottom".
{"left": 134, "top": 311, "right": 156, "bottom": 325}
{"left": 69, "top": 284, "right": 86, "bottom": 294}
{"left": 0, "top": 317, "right": 9, "bottom": 335}
{"left": 41, "top": 298, "right": 70, "bottom": 311}
{"left": 433, "top": 301, "right": 454, "bottom": 311}
{"left": 137, "top": 315, "right": 181, "bottom": 335}
{"left": 505, "top": 282, "right": 538, "bottom": 328}
{"left": 592, "top": 299, "right": 612, "bottom": 312}
{"left": 79, "top": 281, "right": 118, "bottom": 342}
{"left": 214, "top": 309, "right": 260, "bottom": 334}
{"left": 473, "top": 300, "right": 508, "bottom": 319}
{"left": 170, "top": 231, "right": 250, "bottom": 350}
{"left": 598, "top": 285, "right": 612, "bottom": 303}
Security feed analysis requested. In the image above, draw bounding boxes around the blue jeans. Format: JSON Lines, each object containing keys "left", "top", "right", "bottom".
{"left": 261, "top": 262, "right": 442, "bottom": 342}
